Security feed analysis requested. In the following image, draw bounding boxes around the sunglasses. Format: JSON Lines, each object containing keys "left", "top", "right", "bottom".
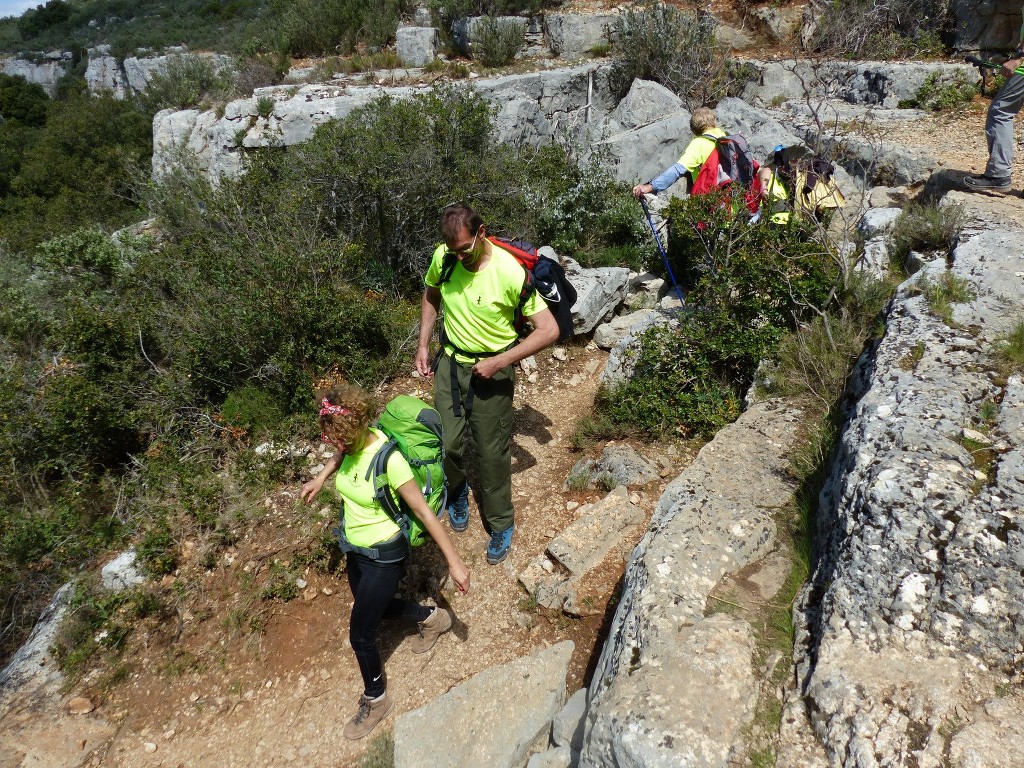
{"left": 446, "top": 228, "right": 480, "bottom": 259}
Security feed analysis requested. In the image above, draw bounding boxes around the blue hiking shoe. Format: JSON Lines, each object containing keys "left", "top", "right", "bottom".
{"left": 486, "top": 525, "right": 514, "bottom": 565}
{"left": 447, "top": 483, "right": 469, "bottom": 533}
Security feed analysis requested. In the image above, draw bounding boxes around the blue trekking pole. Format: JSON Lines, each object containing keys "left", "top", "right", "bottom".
{"left": 639, "top": 197, "right": 685, "bottom": 305}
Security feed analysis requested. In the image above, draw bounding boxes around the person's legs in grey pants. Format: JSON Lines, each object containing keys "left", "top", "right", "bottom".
{"left": 985, "top": 72, "right": 1024, "bottom": 180}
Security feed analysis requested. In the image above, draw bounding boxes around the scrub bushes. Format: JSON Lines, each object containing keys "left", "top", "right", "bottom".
{"left": 608, "top": 1, "right": 754, "bottom": 107}
{"left": 596, "top": 194, "right": 844, "bottom": 437}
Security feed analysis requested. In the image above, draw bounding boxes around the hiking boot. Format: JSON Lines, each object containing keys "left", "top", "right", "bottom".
{"left": 410, "top": 607, "right": 452, "bottom": 654}
{"left": 486, "top": 525, "right": 514, "bottom": 565}
{"left": 343, "top": 691, "right": 393, "bottom": 740}
{"left": 964, "top": 174, "right": 1011, "bottom": 193}
{"left": 448, "top": 483, "right": 469, "bottom": 533}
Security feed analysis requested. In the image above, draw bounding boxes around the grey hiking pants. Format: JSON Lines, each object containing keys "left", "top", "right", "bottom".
{"left": 985, "top": 71, "right": 1024, "bottom": 180}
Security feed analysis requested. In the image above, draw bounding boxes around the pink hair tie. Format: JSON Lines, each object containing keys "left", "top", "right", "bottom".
{"left": 319, "top": 398, "right": 351, "bottom": 417}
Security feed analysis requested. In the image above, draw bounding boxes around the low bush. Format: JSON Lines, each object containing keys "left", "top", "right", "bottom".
{"left": 272, "top": 0, "right": 411, "bottom": 57}
{"left": 470, "top": 16, "right": 523, "bottom": 68}
{"left": 888, "top": 201, "right": 965, "bottom": 272}
{"left": 596, "top": 194, "right": 844, "bottom": 437}
{"left": 902, "top": 71, "right": 976, "bottom": 111}
{"left": 136, "top": 54, "right": 236, "bottom": 112}
{"left": 608, "top": 1, "right": 753, "bottom": 107}
{"left": 809, "top": 0, "right": 951, "bottom": 58}
{"left": 920, "top": 270, "right": 975, "bottom": 325}
{"left": 995, "top": 320, "right": 1024, "bottom": 374}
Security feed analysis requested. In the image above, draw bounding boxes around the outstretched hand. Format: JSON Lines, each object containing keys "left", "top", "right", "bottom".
{"left": 449, "top": 563, "right": 470, "bottom": 594}
{"left": 300, "top": 477, "right": 324, "bottom": 504}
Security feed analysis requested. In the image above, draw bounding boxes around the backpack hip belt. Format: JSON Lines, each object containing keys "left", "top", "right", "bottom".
{"left": 332, "top": 520, "right": 409, "bottom": 563}
{"left": 435, "top": 325, "right": 515, "bottom": 418}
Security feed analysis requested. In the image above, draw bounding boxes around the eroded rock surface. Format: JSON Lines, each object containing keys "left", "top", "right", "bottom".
{"left": 582, "top": 400, "right": 804, "bottom": 766}
{"left": 785, "top": 201, "right": 1024, "bottom": 767}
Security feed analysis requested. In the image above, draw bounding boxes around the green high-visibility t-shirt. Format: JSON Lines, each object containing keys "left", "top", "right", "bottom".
{"left": 335, "top": 428, "right": 414, "bottom": 548}
{"left": 678, "top": 127, "right": 728, "bottom": 180}
{"left": 425, "top": 241, "right": 546, "bottom": 361}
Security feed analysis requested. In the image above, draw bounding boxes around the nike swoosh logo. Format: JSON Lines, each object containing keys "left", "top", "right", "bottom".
{"left": 372, "top": 674, "right": 382, "bottom": 682}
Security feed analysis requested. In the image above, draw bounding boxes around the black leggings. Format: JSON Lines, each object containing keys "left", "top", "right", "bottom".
{"left": 347, "top": 551, "right": 432, "bottom": 698}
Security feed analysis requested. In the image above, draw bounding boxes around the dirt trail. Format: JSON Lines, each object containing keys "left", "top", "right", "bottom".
{"left": 0, "top": 342, "right": 690, "bottom": 768}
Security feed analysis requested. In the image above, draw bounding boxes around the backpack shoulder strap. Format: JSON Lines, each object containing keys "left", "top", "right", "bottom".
{"left": 437, "top": 247, "right": 458, "bottom": 286}
{"left": 367, "top": 440, "right": 411, "bottom": 536}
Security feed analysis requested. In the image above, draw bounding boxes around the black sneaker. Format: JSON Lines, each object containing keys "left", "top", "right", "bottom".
{"left": 964, "top": 174, "right": 1011, "bottom": 192}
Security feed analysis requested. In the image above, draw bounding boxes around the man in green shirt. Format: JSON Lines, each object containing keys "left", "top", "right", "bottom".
{"left": 966, "top": 16, "right": 1024, "bottom": 192}
{"left": 415, "top": 204, "right": 558, "bottom": 565}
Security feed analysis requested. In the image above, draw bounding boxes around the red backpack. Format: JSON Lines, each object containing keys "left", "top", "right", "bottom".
{"left": 690, "top": 133, "right": 762, "bottom": 215}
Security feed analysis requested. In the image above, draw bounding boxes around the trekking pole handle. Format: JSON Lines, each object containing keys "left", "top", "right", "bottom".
{"left": 964, "top": 54, "right": 1000, "bottom": 70}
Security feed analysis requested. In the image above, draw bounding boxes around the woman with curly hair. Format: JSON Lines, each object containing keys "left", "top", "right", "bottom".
{"left": 301, "top": 383, "right": 470, "bottom": 740}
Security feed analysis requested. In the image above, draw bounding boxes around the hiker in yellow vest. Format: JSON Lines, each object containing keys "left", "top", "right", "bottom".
{"left": 300, "top": 384, "right": 470, "bottom": 740}
{"left": 632, "top": 107, "right": 726, "bottom": 200}
{"left": 756, "top": 160, "right": 791, "bottom": 225}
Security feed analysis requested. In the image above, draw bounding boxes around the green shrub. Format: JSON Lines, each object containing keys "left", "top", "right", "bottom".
{"left": 809, "top": 0, "right": 951, "bottom": 58}
{"left": 531, "top": 155, "right": 647, "bottom": 265}
{"left": 470, "top": 16, "right": 523, "bottom": 68}
{"left": 256, "top": 95, "right": 275, "bottom": 118}
{"left": 901, "top": 71, "right": 976, "bottom": 111}
{"left": 137, "top": 520, "right": 177, "bottom": 576}
{"left": 0, "top": 94, "right": 151, "bottom": 250}
{"left": 221, "top": 385, "right": 287, "bottom": 438}
{"left": 137, "top": 54, "right": 236, "bottom": 112}
{"left": 274, "top": 0, "right": 410, "bottom": 57}
{"left": 888, "top": 202, "right": 965, "bottom": 272}
{"left": 995, "top": 320, "right": 1024, "bottom": 374}
{"left": 608, "top": 2, "right": 753, "bottom": 106}
{"left": 920, "top": 270, "right": 975, "bottom": 325}
{"left": 597, "top": 196, "right": 843, "bottom": 437}
{"left": 0, "top": 73, "right": 49, "bottom": 128}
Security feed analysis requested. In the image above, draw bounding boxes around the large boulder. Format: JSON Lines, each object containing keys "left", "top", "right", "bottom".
{"left": 545, "top": 13, "right": 617, "bottom": 59}
{"left": 396, "top": 26, "right": 439, "bottom": 67}
{"left": 953, "top": 0, "right": 1023, "bottom": 51}
{"left": 607, "top": 78, "right": 682, "bottom": 131}
{"left": 564, "top": 256, "right": 630, "bottom": 335}
{"left": 393, "top": 641, "right": 574, "bottom": 768}
{"left": 590, "top": 111, "right": 692, "bottom": 186}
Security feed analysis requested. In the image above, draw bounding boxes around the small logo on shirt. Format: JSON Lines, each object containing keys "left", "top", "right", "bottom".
{"left": 476, "top": 295, "right": 483, "bottom": 305}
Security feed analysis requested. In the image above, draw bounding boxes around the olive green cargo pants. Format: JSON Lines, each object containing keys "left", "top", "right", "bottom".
{"left": 434, "top": 353, "right": 515, "bottom": 533}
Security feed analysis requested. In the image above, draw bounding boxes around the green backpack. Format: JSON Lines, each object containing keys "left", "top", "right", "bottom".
{"left": 333, "top": 395, "right": 447, "bottom": 556}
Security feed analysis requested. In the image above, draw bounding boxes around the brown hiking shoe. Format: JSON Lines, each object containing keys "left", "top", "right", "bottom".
{"left": 343, "top": 692, "right": 393, "bottom": 740}
{"left": 409, "top": 607, "right": 452, "bottom": 654}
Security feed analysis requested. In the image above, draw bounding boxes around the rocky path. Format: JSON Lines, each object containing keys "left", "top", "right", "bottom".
{"left": 0, "top": 342, "right": 690, "bottom": 768}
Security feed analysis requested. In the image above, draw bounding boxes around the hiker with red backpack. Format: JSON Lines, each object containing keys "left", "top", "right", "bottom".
{"left": 300, "top": 384, "right": 470, "bottom": 740}
{"left": 415, "top": 204, "right": 559, "bottom": 566}
{"left": 632, "top": 106, "right": 726, "bottom": 204}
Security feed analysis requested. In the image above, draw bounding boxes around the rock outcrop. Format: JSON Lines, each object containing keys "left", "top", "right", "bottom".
{"left": 780, "top": 194, "right": 1024, "bottom": 767}
{"left": 393, "top": 641, "right": 574, "bottom": 768}
{"left": 582, "top": 399, "right": 805, "bottom": 766}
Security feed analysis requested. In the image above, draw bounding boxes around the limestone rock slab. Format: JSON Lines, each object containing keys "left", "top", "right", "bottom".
{"left": 396, "top": 26, "right": 438, "bottom": 67}
{"left": 582, "top": 400, "right": 804, "bottom": 766}
{"left": 393, "top": 641, "right": 574, "bottom": 768}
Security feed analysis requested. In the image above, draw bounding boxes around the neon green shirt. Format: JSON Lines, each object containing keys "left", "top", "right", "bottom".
{"left": 335, "top": 428, "right": 414, "bottom": 547}
{"left": 425, "top": 241, "right": 546, "bottom": 361}
{"left": 678, "top": 127, "right": 727, "bottom": 180}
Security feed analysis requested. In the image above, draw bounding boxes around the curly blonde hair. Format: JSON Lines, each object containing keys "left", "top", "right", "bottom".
{"left": 317, "top": 384, "right": 377, "bottom": 451}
